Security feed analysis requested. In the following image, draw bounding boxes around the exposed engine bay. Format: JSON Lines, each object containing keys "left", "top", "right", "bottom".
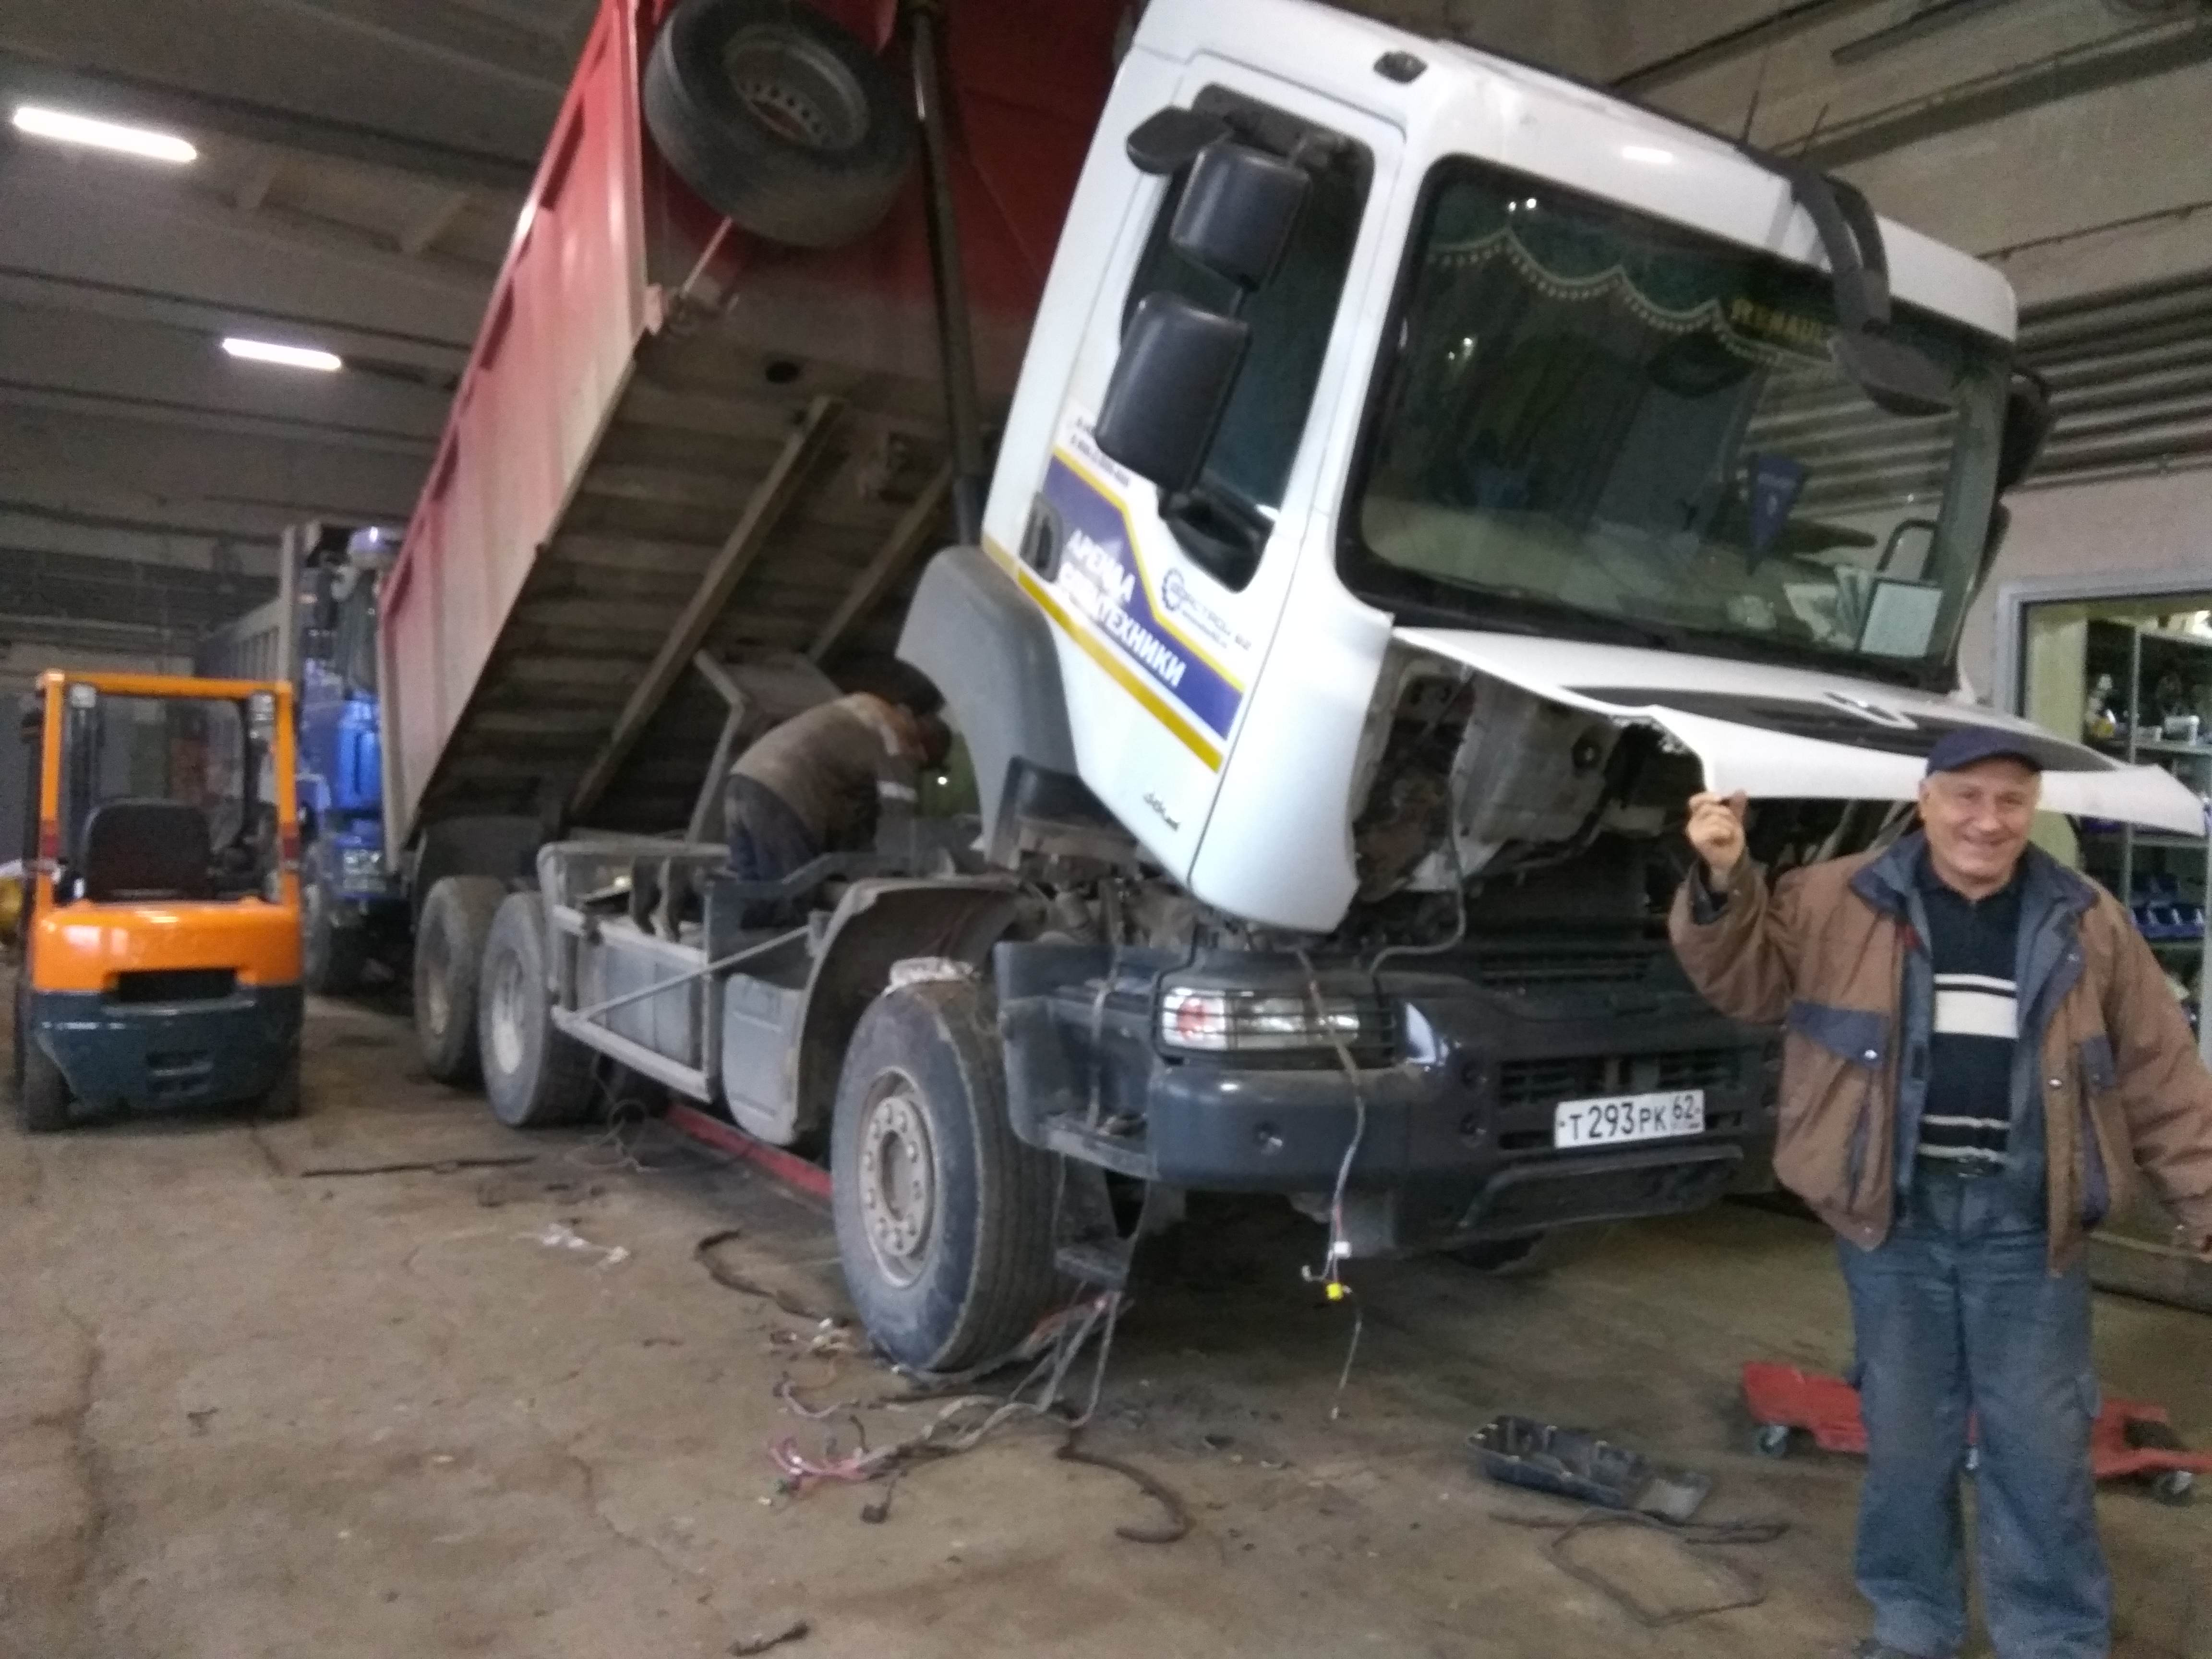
{"left": 1342, "top": 647, "right": 1906, "bottom": 949}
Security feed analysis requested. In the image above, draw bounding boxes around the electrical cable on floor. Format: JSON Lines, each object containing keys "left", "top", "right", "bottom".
{"left": 1490, "top": 1506, "right": 1790, "bottom": 1628}
{"left": 764, "top": 1286, "right": 1183, "bottom": 1543}
{"left": 1295, "top": 947, "right": 1368, "bottom": 1421}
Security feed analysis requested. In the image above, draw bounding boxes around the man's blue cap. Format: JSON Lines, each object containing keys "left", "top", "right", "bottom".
{"left": 1925, "top": 725, "right": 2045, "bottom": 777}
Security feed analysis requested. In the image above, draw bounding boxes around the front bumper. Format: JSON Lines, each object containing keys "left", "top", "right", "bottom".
{"left": 997, "top": 943, "right": 1774, "bottom": 1257}
{"left": 31, "top": 985, "right": 302, "bottom": 1110}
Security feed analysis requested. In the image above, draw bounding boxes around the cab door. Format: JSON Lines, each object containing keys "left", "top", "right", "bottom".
{"left": 1010, "top": 69, "right": 1399, "bottom": 881}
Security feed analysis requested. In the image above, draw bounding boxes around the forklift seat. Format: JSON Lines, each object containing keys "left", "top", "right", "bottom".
{"left": 79, "top": 800, "right": 215, "bottom": 903}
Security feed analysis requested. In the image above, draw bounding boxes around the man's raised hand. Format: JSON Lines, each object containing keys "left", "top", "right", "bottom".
{"left": 1686, "top": 791, "right": 1750, "bottom": 890}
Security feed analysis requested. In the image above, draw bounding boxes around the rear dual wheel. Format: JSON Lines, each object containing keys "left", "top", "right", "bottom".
{"left": 478, "top": 894, "right": 595, "bottom": 1129}
{"left": 415, "top": 876, "right": 506, "bottom": 1084}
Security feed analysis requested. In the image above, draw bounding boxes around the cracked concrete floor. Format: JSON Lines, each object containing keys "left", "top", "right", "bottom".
{"left": 4, "top": 970, "right": 2210, "bottom": 1659}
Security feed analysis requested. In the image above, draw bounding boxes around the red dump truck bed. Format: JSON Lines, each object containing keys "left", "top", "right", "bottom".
{"left": 379, "top": 0, "right": 1122, "bottom": 842}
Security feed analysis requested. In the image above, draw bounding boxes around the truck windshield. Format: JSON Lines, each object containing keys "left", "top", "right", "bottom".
{"left": 1345, "top": 159, "right": 2009, "bottom": 683}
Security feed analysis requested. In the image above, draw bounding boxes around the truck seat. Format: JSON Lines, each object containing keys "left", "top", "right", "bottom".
{"left": 78, "top": 800, "right": 215, "bottom": 903}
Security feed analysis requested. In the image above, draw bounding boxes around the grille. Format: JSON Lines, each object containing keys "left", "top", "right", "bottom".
{"left": 1474, "top": 953, "right": 1649, "bottom": 988}
{"left": 111, "top": 969, "right": 237, "bottom": 1004}
{"left": 1498, "top": 1047, "right": 1743, "bottom": 1108}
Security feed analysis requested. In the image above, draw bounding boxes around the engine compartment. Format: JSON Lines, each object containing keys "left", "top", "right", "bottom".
{"left": 1342, "top": 648, "right": 1899, "bottom": 951}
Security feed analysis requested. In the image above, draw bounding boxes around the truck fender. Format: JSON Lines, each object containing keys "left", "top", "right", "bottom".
{"left": 407, "top": 814, "right": 543, "bottom": 920}
{"left": 783, "top": 877, "right": 1024, "bottom": 1148}
{"left": 898, "top": 547, "right": 1120, "bottom": 863}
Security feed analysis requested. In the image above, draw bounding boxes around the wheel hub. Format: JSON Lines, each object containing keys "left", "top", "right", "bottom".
{"left": 722, "top": 28, "right": 867, "bottom": 151}
{"left": 857, "top": 1084, "right": 936, "bottom": 1285}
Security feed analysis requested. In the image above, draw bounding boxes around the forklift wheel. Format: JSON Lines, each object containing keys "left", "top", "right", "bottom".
{"left": 414, "top": 876, "right": 508, "bottom": 1085}
{"left": 830, "top": 978, "right": 1060, "bottom": 1372}
{"left": 254, "top": 1054, "right": 303, "bottom": 1121}
{"left": 479, "top": 894, "right": 596, "bottom": 1129}
{"left": 15, "top": 1015, "right": 71, "bottom": 1134}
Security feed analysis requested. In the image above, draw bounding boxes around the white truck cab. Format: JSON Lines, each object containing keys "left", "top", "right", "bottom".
{"left": 913, "top": 0, "right": 2192, "bottom": 936}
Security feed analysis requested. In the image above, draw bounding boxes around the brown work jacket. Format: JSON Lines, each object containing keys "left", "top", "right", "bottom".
{"left": 1671, "top": 835, "right": 2212, "bottom": 1271}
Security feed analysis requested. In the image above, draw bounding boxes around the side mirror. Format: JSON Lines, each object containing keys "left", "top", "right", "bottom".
{"left": 1094, "top": 293, "right": 1249, "bottom": 493}
{"left": 1832, "top": 331, "right": 1953, "bottom": 420}
{"left": 1170, "top": 142, "right": 1309, "bottom": 289}
{"left": 1995, "top": 369, "right": 2052, "bottom": 493}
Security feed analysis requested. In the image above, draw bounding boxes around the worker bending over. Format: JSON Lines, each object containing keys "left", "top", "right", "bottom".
{"left": 723, "top": 672, "right": 948, "bottom": 890}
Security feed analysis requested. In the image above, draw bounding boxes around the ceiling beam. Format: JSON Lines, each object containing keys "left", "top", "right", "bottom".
{"left": 233, "top": 155, "right": 282, "bottom": 213}
{"left": 1612, "top": 0, "right": 1890, "bottom": 93}
{"left": 398, "top": 187, "right": 473, "bottom": 258}
{"left": 0, "top": 266, "right": 472, "bottom": 375}
{"left": 0, "top": 377, "right": 437, "bottom": 457}
{"left": 244, "top": 0, "right": 573, "bottom": 94}
{"left": 0, "top": 49, "right": 538, "bottom": 192}
{"left": 1797, "top": 16, "right": 2212, "bottom": 168}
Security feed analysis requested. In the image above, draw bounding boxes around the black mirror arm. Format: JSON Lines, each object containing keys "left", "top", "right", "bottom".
{"left": 1784, "top": 166, "right": 1887, "bottom": 337}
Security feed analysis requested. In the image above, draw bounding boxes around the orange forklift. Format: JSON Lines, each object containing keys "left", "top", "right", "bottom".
{"left": 12, "top": 672, "right": 304, "bottom": 1131}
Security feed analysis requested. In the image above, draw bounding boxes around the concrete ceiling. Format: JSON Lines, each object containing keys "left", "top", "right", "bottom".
{"left": 1, "top": 0, "right": 2207, "bottom": 672}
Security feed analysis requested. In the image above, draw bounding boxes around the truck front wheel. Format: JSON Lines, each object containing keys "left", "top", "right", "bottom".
{"left": 414, "top": 876, "right": 507, "bottom": 1085}
{"left": 479, "top": 893, "right": 596, "bottom": 1128}
{"left": 301, "top": 844, "right": 369, "bottom": 997}
{"left": 830, "top": 979, "right": 1060, "bottom": 1372}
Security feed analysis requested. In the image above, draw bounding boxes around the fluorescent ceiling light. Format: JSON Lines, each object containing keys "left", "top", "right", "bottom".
{"left": 1621, "top": 144, "right": 1676, "bottom": 165}
{"left": 222, "top": 337, "right": 343, "bottom": 373}
{"left": 12, "top": 104, "right": 197, "bottom": 165}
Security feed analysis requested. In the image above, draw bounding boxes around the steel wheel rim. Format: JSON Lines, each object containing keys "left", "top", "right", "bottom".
{"left": 857, "top": 1077, "right": 937, "bottom": 1286}
{"left": 722, "top": 27, "right": 867, "bottom": 150}
{"left": 488, "top": 950, "right": 526, "bottom": 1076}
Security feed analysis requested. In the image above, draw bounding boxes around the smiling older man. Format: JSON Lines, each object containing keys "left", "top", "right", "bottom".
{"left": 1670, "top": 726, "right": 2212, "bottom": 1659}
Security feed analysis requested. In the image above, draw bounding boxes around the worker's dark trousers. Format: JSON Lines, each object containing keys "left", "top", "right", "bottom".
{"left": 725, "top": 778, "right": 821, "bottom": 926}
{"left": 1839, "top": 1164, "right": 2109, "bottom": 1659}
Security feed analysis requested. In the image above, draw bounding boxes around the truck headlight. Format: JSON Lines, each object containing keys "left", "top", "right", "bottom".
{"left": 1158, "top": 987, "right": 1375, "bottom": 1055}
{"left": 338, "top": 846, "right": 385, "bottom": 882}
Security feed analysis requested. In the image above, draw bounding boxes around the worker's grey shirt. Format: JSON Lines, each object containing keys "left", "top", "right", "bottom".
{"left": 727, "top": 694, "right": 917, "bottom": 851}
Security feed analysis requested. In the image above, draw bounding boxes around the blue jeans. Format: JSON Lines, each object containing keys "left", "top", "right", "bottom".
{"left": 1838, "top": 1165, "right": 2110, "bottom": 1659}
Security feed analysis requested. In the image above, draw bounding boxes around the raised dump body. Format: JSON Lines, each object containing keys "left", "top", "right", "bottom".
{"left": 378, "top": 0, "right": 1122, "bottom": 842}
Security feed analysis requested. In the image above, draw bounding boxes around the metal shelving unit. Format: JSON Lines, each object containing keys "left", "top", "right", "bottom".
{"left": 2082, "top": 621, "right": 2212, "bottom": 1065}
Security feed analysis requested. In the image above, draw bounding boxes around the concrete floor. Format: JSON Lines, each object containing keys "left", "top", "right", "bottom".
{"left": 4, "top": 975, "right": 2209, "bottom": 1659}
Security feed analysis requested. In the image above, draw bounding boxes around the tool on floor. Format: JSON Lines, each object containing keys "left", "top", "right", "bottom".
{"left": 1470, "top": 1415, "right": 1713, "bottom": 1522}
{"left": 1742, "top": 1361, "right": 2212, "bottom": 1504}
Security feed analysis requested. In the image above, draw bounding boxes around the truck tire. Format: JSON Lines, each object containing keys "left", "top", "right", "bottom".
{"left": 479, "top": 893, "right": 596, "bottom": 1129}
{"left": 414, "top": 876, "right": 507, "bottom": 1085}
{"left": 301, "top": 844, "right": 368, "bottom": 997}
{"left": 1450, "top": 1231, "right": 1569, "bottom": 1277}
{"left": 643, "top": 0, "right": 913, "bottom": 250}
{"left": 254, "top": 1053, "right": 303, "bottom": 1121}
{"left": 14, "top": 989, "right": 70, "bottom": 1134}
{"left": 830, "top": 979, "right": 1060, "bottom": 1372}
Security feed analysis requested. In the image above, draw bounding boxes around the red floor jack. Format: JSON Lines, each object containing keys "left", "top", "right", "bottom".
{"left": 1742, "top": 1362, "right": 2212, "bottom": 1506}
